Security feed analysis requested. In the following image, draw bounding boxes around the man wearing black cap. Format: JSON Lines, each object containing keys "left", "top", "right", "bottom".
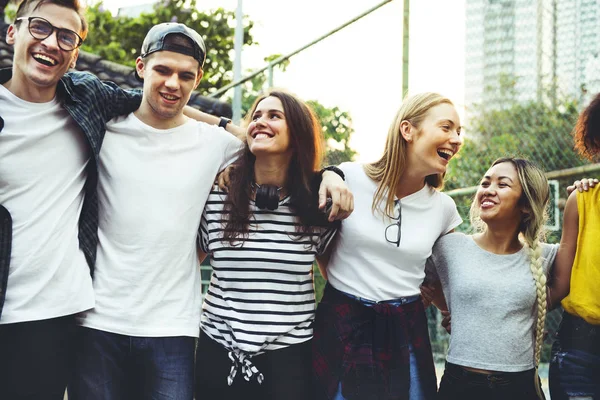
{"left": 67, "top": 23, "right": 244, "bottom": 400}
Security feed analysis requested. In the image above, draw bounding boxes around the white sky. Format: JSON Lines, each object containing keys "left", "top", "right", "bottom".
{"left": 98, "top": 0, "right": 465, "bottom": 162}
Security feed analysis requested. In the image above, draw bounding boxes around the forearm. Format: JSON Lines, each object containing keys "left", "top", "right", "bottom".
{"left": 547, "top": 191, "right": 579, "bottom": 309}
{"left": 183, "top": 106, "right": 246, "bottom": 140}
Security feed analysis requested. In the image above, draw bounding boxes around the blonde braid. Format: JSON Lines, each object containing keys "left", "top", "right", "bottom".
{"left": 525, "top": 237, "right": 548, "bottom": 400}
{"left": 526, "top": 238, "right": 547, "bottom": 367}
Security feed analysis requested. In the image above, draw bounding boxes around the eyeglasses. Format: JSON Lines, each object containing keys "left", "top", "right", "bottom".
{"left": 15, "top": 17, "right": 83, "bottom": 51}
{"left": 384, "top": 199, "right": 402, "bottom": 247}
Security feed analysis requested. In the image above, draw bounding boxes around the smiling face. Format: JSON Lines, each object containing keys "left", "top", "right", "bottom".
{"left": 5, "top": 2, "right": 82, "bottom": 102}
{"left": 247, "top": 96, "right": 292, "bottom": 159}
{"left": 405, "top": 102, "right": 463, "bottom": 178}
{"left": 135, "top": 50, "right": 202, "bottom": 128}
{"left": 476, "top": 161, "right": 525, "bottom": 225}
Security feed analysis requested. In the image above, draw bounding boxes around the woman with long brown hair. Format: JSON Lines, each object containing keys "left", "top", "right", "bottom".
{"left": 194, "top": 90, "right": 338, "bottom": 400}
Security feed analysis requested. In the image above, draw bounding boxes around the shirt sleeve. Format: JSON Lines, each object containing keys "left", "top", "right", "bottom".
{"left": 198, "top": 194, "right": 213, "bottom": 255}
{"left": 443, "top": 195, "right": 463, "bottom": 234}
{"left": 202, "top": 124, "right": 243, "bottom": 172}
{"left": 315, "top": 224, "right": 339, "bottom": 256}
{"left": 541, "top": 242, "right": 559, "bottom": 276}
{"left": 198, "top": 214, "right": 209, "bottom": 254}
{"left": 424, "top": 255, "right": 440, "bottom": 284}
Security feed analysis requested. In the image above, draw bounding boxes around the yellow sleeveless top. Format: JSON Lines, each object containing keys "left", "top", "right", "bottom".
{"left": 561, "top": 187, "right": 600, "bottom": 324}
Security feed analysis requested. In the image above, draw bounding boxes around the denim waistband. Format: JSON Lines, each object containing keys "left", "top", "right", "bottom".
{"left": 338, "top": 288, "right": 420, "bottom": 307}
{"left": 558, "top": 311, "right": 600, "bottom": 354}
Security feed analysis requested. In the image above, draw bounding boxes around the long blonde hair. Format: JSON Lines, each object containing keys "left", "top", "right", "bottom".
{"left": 364, "top": 92, "right": 454, "bottom": 217}
{"left": 470, "top": 157, "right": 549, "bottom": 398}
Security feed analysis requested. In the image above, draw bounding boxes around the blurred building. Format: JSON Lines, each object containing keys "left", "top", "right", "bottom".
{"left": 465, "top": 0, "right": 600, "bottom": 111}
{"left": 556, "top": 0, "right": 600, "bottom": 103}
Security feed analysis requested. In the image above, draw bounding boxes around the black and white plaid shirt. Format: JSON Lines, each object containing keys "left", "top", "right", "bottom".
{"left": 0, "top": 68, "right": 142, "bottom": 318}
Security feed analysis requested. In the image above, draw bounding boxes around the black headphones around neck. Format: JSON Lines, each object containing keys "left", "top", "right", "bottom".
{"left": 254, "top": 183, "right": 282, "bottom": 210}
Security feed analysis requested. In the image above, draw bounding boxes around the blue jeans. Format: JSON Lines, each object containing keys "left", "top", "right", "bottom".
{"left": 0, "top": 315, "right": 77, "bottom": 400}
{"left": 549, "top": 313, "right": 600, "bottom": 400}
{"left": 333, "top": 343, "right": 424, "bottom": 400}
{"left": 69, "top": 327, "right": 195, "bottom": 400}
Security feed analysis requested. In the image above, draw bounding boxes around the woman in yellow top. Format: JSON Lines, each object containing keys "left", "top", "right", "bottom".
{"left": 549, "top": 92, "right": 600, "bottom": 399}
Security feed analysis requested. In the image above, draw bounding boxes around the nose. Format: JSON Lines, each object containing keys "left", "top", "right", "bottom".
{"left": 483, "top": 185, "right": 496, "bottom": 196}
{"left": 40, "top": 31, "right": 60, "bottom": 51}
{"left": 449, "top": 129, "right": 463, "bottom": 145}
{"left": 164, "top": 73, "right": 180, "bottom": 90}
{"left": 254, "top": 114, "right": 268, "bottom": 127}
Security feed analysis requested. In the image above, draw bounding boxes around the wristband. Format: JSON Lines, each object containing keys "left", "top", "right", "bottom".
{"left": 218, "top": 117, "right": 231, "bottom": 129}
{"left": 320, "top": 165, "right": 345, "bottom": 181}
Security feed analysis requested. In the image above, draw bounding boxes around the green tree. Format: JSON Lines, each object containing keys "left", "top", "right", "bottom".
{"left": 307, "top": 100, "right": 356, "bottom": 165}
{"left": 83, "top": 0, "right": 255, "bottom": 94}
{"left": 446, "top": 97, "right": 586, "bottom": 191}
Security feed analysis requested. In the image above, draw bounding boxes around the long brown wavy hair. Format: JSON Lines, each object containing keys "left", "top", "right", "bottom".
{"left": 222, "top": 89, "right": 327, "bottom": 244}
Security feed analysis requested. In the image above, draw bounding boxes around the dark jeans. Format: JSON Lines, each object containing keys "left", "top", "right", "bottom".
{"left": 195, "top": 331, "right": 313, "bottom": 400}
{"left": 549, "top": 312, "right": 600, "bottom": 400}
{"left": 0, "top": 315, "right": 77, "bottom": 400}
{"left": 437, "top": 362, "right": 540, "bottom": 400}
{"left": 69, "top": 327, "right": 195, "bottom": 400}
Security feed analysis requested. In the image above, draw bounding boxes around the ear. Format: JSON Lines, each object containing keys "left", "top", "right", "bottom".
{"left": 399, "top": 120, "right": 413, "bottom": 143}
{"left": 6, "top": 24, "right": 17, "bottom": 45}
{"left": 135, "top": 57, "right": 146, "bottom": 79}
{"left": 194, "top": 68, "right": 204, "bottom": 90}
{"left": 70, "top": 49, "right": 80, "bottom": 69}
{"left": 520, "top": 206, "right": 532, "bottom": 220}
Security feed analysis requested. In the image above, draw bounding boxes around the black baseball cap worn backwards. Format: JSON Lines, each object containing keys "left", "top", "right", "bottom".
{"left": 140, "top": 22, "right": 207, "bottom": 68}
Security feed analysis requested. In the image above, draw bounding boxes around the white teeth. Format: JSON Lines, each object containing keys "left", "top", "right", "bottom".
{"left": 33, "top": 54, "right": 57, "bottom": 65}
{"left": 482, "top": 200, "right": 495, "bottom": 206}
{"left": 438, "top": 149, "right": 454, "bottom": 158}
{"left": 254, "top": 133, "right": 270, "bottom": 140}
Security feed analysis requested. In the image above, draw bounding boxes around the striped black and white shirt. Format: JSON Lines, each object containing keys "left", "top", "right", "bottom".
{"left": 199, "top": 186, "right": 337, "bottom": 361}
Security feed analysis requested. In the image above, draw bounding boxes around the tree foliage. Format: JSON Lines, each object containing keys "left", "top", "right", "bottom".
{"left": 445, "top": 97, "right": 586, "bottom": 191}
{"left": 307, "top": 100, "right": 356, "bottom": 165}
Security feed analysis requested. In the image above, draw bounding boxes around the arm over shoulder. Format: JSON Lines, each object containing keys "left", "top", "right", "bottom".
{"left": 548, "top": 190, "right": 579, "bottom": 309}
{"left": 67, "top": 72, "right": 142, "bottom": 121}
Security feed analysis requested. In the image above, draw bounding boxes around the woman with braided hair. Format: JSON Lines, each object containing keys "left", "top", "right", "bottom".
{"left": 423, "top": 157, "right": 576, "bottom": 399}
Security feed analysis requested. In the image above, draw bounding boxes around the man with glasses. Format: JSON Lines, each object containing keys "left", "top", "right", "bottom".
{"left": 0, "top": 1, "right": 145, "bottom": 398}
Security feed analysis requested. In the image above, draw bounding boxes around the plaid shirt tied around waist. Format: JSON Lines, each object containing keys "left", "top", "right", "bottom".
{"left": 313, "top": 283, "right": 437, "bottom": 400}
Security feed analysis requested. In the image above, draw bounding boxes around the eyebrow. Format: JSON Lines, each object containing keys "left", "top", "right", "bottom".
{"left": 253, "top": 109, "right": 285, "bottom": 115}
{"left": 483, "top": 175, "right": 514, "bottom": 183}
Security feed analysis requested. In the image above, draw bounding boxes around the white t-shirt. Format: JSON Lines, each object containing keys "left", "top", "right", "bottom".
{"left": 0, "top": 84, "right": 94, "bottom": 324}
{"left": 426, "top": 233, "right": 558, "bottom": 372}
{"left": 77, "top": 113, "right": 242, "bottom": 337}
{"left": 326, "top": 162, "right": 462, "bottom": 301}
